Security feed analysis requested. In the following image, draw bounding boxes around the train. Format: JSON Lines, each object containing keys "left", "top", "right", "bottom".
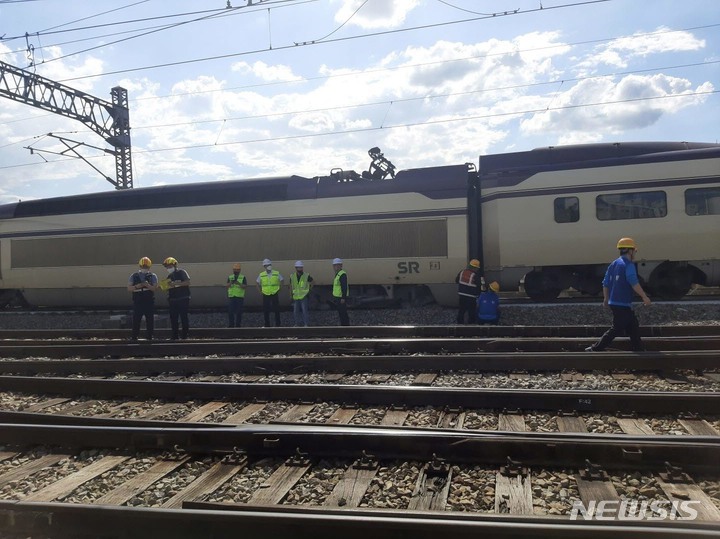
{"left": 0, "top": 141, "right": 718, "bottom": 308}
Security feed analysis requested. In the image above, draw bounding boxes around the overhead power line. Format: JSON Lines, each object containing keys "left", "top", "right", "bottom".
{"left": 2, "top": 89, "right": 716, "bottom": 171}
{"left": 55, "top": 0, "right": 611, "bottom": 83}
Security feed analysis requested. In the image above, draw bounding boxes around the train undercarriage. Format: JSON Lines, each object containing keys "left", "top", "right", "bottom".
{"left": 522, "top": 261, "right": 709, "bottom": 302}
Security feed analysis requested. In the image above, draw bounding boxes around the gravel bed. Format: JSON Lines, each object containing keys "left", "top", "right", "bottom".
{"left": 348, "top": 407, "right": 386, "bottom": 425}
{"left": 62, "top": 452, "right": 169, "bottom": 503}
{"left": 447, "top": 465, "right": 496, "bottom": 511}
{"left": 282, "top": 458, "right": 346, "bottom": 505}
{"left": 301, "top": 402, "right": 341, "bottom": 423}
{"left": 127, "top": 457, "right": 214, "bottom": 507}
{"left": 462, "top": 410, "right": 499, "bottom": 430}
{"left": 696, "top": 477, "right": 720, "bottom": 511}
{"left": 532, "top": 469, "right": 580, "bottom": 515}
{"left": 200, "top": 401, "right": 248, "bottom": 423}
{"left": 434, "top": 372, "right": 720, "bottom": 392}
{"left": 404, "top": 406, "right": 442, "bottom": 428}
{"left": 0, "top": 392, "right": 47, "bottom": 411}
{"left": 205, "top": 457, "right": 281, "bottom": 503}
{"left": 583, "top": 414, "right": 624, "bottom": 434}
{"left": 0, "top": 449, "right": 108, "bottom": 500}
{"left": 3, "top": 303, "right": 719, "bottom": 329}
{"left": 245, "top": 401, "right": 293, "bottom": 423}
{"left": 610, "top": 471, "right": 669, "bottom": 518}
{"left": 360, "top": 460, "right": 420, "bottom": 508}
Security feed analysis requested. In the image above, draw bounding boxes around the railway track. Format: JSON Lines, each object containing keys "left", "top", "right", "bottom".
{"left": 0, "top": 325, "right": 718, "bottom": 538}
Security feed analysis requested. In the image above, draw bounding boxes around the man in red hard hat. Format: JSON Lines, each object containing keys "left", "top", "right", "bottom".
{"left": 586, "top": 237, "right": 651, "bottom": 352}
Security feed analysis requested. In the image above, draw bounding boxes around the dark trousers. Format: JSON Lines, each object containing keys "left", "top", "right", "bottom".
{"left": 334, "top": 299, "right": 350, "bottom": 326}
{"left": 228, "top": 297, "right": 244, "bottom": 327}
{"left": 457, "top": 295, "right": 477, "bottom": 324}
{"left": 593, "top": 305, "right": 643, "bottom": 351}
{"left": 262, "top": 293, "right": 281, "bottom": 327}
{"left": 169, "top": 297, "right": 190, "bottom": 339}
{"left": 132, "top": 302, "right": 154, "bottom": 340}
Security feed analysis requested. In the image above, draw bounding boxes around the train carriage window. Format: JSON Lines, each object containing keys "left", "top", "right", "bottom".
{"left": 685, "top": 187, "right": 720, "bottom": 215}
{"left": 596, "top": 191, "right": 667, "bottom": 221}
{"left": 554, "top": 196, "right": 579, "bottom": 223}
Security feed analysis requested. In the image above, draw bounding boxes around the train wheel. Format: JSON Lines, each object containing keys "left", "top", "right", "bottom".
{"left": 648, "top": 263, "right": 693, "bottom": 300}
{"left": 523, "top": 270, "right": 563, "bottom": 302}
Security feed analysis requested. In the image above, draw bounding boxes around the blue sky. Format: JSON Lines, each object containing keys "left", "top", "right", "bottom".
{"left": 0, "top": 0, "right": 718, "bottom": 203}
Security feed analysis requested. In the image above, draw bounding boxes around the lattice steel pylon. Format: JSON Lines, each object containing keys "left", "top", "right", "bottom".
{"left": 0, "top": 60, "right": 134, "bottom": 189}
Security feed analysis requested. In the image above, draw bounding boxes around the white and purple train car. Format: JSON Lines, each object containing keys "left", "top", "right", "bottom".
{"left": 0, "top": 141, "right": 718, "bottom": 307}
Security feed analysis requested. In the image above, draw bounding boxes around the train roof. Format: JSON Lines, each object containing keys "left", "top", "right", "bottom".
{"left": 480, "top": 141, "right": 720, "bottom": 173}
{"left": 0, "top": 164, "right": 470, "bottom": 219}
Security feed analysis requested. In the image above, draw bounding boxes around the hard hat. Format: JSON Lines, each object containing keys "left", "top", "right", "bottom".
{"left": 262, "top": 258, "right": 272, "bottom": 266}
{"left": 469, "top": 259, "right": 481, "bottom": 268}
{"left": 332, "top": 258, "right": 343, "bottom": 265}
{"left": 294, "top": 260, "right": 304, "bottom": 268}
{"left": 617, "top": 237, "right": 636, "bottom": 249}
{"left": 138, "top": 257, "right": 152, "bottom": 268}
{"left": 232, "top": 263, "right": 242, "bottom": 271}
{"left": 163, "top": 257, "right": 178, "bottom": 266}
{"left": 489, "top": 281, "right": 500, "bottom": 292}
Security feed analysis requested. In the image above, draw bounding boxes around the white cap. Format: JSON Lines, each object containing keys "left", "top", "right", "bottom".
{"left": 294, "top": 260, "right": 304, "bottom": 268}
{"left": 262, "top": 258, "right": 272, "bottom": 266}
{"left": 332, "top": 258, "right": 343, "bottom": 265}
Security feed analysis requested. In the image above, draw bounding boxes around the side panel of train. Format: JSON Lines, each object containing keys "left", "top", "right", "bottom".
{"left": 0, "top": 166, "right": 471, "bottom": 307}
{"left": 480, "top": 148, "right": 720, "bottom": 300}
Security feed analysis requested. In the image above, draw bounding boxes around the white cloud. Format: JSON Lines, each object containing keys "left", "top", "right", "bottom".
{"left": 231, "top": 60, "right": 302, "bottom": 82}
{"left": 332, "top": 0, "right": 420, "bottom": 29}
{"left": 519, "top": 74, "right": 714, "bottom": 137}
{"left": 578, "top": 27, "right": 706, "bottom": 70}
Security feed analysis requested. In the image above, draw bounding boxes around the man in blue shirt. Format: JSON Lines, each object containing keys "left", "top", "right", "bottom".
{"left": 586, "top": 237, "right": 651, "bottom": 352}
{"left": 477, "top": 281, "right": 501, "bottom": 325}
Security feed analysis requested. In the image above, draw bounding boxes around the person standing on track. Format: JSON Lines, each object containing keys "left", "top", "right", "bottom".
{"left": 257, "top": 258, "right": 283, "bottom": 327}
{"left": 332, "top": 258, "right": 350, "bottom": 326}
{"left": 290, "top": 260, "right": 313, "bottom": 327}
{"left": 127, "top": 257, "right": 158, "bottom": 341}
{"left": 455, "top": 258, "right": 484, "bottom": 324}
{"left": 226, "top": 263, "right": 247, "bottom": 327}
{"left": 163, "top": 256, "right": 191, "bottom": 340}
{"left": 586, "top": 237, "right": 652, "bottom": 352}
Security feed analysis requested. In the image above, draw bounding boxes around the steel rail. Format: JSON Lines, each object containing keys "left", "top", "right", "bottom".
{"left": 2, "top": 324, "right": 720, "bottom": 340}
{"left": 0, "top": 423, "right": 717, "bottom": 471}
{"left": 0, "top": 350, "right": 718, "bottom": 376}
{"left": 1, "top": 501, "right": 717, "bottom": 539}
{"left": 1, "top": 336, "right": 719, "bottom": 358}
{"left": 0, "top": 376, "right": 717, "bottom": 414}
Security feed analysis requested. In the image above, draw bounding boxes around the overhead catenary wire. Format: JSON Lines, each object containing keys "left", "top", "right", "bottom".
{"left": 1, "top": 89, "right": 716, "bottom": 171}
{"left": 53, "top": 0, "right": 612, "bottom": 83}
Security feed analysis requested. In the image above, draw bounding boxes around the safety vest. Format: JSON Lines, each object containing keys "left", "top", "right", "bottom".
{"left": 332, "top": 270, "right": 348, "bottom": 298}
{"left": 290, "top": 272, "right": 311, "bottom": 300}
{"left": 227, "top": 273, "right": 245, "bottom": 298}
{"left": 457, "top": 268, "right": 480, "bottom": 298}
{"left": 259, "top": 270, "right": 281, "bottom": 295}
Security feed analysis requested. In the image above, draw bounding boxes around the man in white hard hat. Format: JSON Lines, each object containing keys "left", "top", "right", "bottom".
{"left": 290, "top": 260, "right": 313, "bottom": 327}
{"left": 331, "top": 258, "right": 350, "bottom": 326}
{"left": 256, "top": 258, "right": 284, "bottom": 327}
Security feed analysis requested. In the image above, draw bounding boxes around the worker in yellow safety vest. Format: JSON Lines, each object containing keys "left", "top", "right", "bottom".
{"left": 331, "top": 257, "right": 350, "bottom": 326}
{"left": 256, "top": 258, "right": 284, "bottom": 327}
{"left": 290, "top": 260, "right": 314, "bottom": 327}
{"left": 226, "top": 263, "right": 247, "bottom": 327}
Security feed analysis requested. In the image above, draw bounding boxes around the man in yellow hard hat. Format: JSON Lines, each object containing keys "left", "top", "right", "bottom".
{"left": 586, "top": 237, "right": 651, "bottom": 352}
{"left": 455, "top": 258, "right": 484, "bottom": 324}
{"left": 226, "top": 263, "right": 247, "bottom": 327}
{"left": 127, "top": 257, "right": 158, "bottom": 341}
{"left": 477, "top": 281, "right": 501, "bottom": 325}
